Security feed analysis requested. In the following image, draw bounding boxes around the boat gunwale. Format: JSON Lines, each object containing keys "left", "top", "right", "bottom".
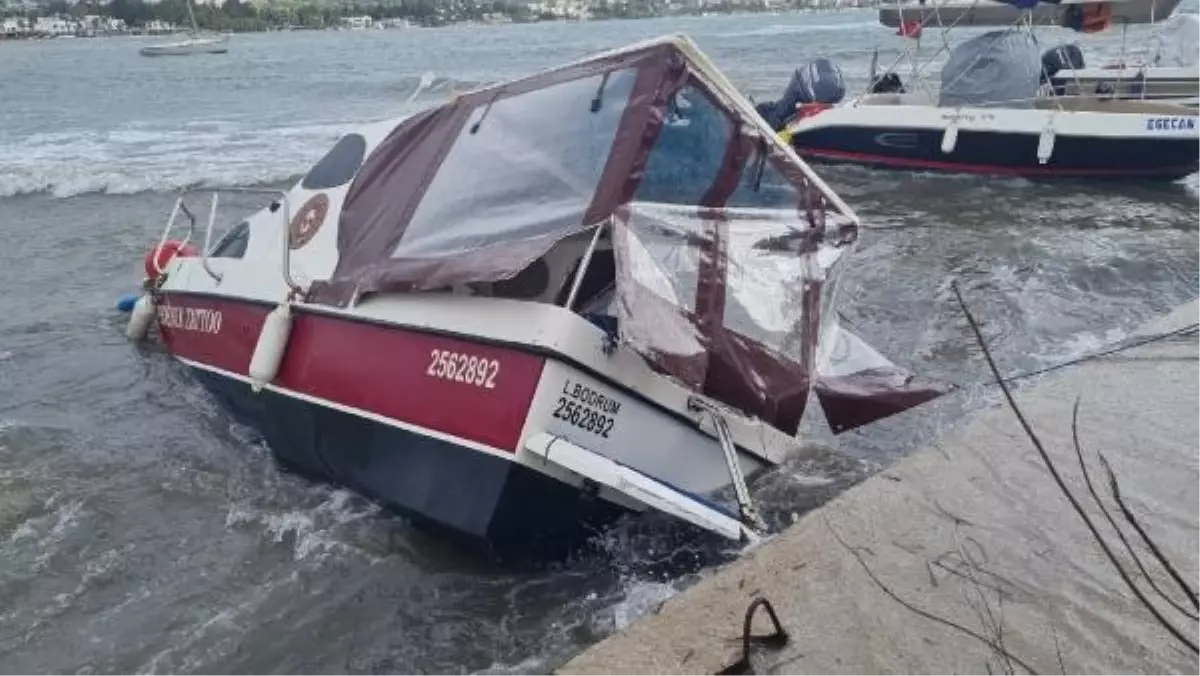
{"left": 155, "top": 286, "right": 787, "bottom": 465}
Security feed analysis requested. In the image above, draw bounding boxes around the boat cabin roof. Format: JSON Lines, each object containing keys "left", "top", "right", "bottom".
{"left": 290, "top": 35, "right": 942, "bottom": 437}
{"left": 309, "top": 34, "right": 854, "bottom": 305}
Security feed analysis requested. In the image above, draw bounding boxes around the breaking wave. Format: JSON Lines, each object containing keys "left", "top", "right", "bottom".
{"left": 0, "top": 70, "right": 446, "bottom": 200}
{"left": 0, "top": 119, "right": 360, "bottom": 199}
{"left": 717, "top": 18, "right": 877, "bottom": 38}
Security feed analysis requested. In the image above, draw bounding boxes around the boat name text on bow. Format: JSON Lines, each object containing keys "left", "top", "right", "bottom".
{"left": 1146, "top": 117, "right": 1197, "bottom": 131}
{"left": 157, "top": 305, "right": 223, "bottom": 335}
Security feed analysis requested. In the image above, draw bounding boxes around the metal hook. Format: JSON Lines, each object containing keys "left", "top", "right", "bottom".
{"left": 715, "top": 597, "right": 789, "bottom": 675}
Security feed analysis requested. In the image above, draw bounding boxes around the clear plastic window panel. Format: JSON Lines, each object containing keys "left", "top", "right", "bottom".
{"left": 724, "top": 152, "right": 850, "bottom": 360}
{"left": 395, "top": 68, "right": 638, "bottom": 259}
{"left": 722, "top": 209, "right": 817, "bottom": 360}
{"left": 615, "top": 204, "right": 708, "bottom": 384}
{"left": 615, "top": 200, "right": 850, "bottom": 404}
{"left": 726, "top": 148, "right": 802, "bottom": 210}
{"left": 633, "top": 84, "right": 733, "bottom": 205}
{"left": 620, "top": 207, "right": 700, "bottom": 315}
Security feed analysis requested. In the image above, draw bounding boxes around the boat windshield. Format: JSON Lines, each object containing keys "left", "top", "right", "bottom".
{"left": 307, "top": 37, "right": 942, "bottom": 434}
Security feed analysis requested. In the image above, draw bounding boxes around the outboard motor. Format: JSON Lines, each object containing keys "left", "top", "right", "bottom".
{"left": 868, "top": 72, "right": 906, "bottom": 94}
{"left": 755, "top": 57, "right": 846, "bottom": 131}
{"left": 1040, "top": 43, "right": 1085, "bottom": 81}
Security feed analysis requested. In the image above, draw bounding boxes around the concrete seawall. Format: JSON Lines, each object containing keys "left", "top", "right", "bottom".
{"left": 560, "top": 300, "right": 1199, "bottom": 675}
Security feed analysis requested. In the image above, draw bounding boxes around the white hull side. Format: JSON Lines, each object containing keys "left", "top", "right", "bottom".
{"left": 140, "top": 35, "right": 228, "bottom": 56}
{"left": 158, "top": 256, "right": 797, "bottom": 533}
{"left": 808, "top": 98, "right": 1200, "bottom": 139}
{"left": 519, "top": 359, "right": 768, "bottom": 501}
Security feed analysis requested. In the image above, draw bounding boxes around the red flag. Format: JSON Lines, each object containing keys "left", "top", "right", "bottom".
{"left": 897, "top": 19, "right": 922, "bottom": 38}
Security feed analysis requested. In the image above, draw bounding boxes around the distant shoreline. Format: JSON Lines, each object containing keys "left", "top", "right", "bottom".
{"left": 0, "top": 5, "right": 877, "bottom": 41}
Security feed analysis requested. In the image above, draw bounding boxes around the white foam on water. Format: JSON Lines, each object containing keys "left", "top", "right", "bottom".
{"left": 789, "top": 472, "right": 836, "bottom": 487}
{"left": 474, "top": 654, "right": 548, "bottom": 675}
{"left": 40, "top": 547, "right": 132, "bottom": 619}
{"left": 1037, "top": 326, "right": 1129, "bottom": 365}
{"left": 8, "top": 521, "right": 38, "bottom": 544}
{"left": 40, "top": 498, "right": 84, "bottom": 549}
{"left": 717, "top": 19, "right": 878, "bottom": 38}
{"left": 1183, "top": 174, "right": 1199, "bottom": 199}
{"left": 224, "top": 488, "right": 383, "bottom": 563}
{"left": 610, "top": 578, "right": 678, "bottom": 631}
{"left": 137, "top": 584, "right": 275, "bottom": 675}
{"left": 0, "top": 119, "right": 358, "bottom": 199}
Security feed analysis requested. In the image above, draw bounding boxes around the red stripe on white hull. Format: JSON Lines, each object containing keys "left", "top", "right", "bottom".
{"left": 155, "top": 293, "right": 545, "bottom": 451}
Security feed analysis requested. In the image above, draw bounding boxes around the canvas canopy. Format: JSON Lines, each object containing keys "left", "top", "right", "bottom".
{"left": 307, "top": 35, "right": 945, "bottom": 435}
{"left": 1154, "top": 13, "right": 1199, "bottom": 67}
{"left": 939, "top": 30, "right": 1042, "bottom": 108}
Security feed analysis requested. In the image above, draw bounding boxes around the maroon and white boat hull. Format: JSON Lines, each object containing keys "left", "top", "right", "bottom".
{"left": 126, "top": 35, "right": 947, "bottom": 560}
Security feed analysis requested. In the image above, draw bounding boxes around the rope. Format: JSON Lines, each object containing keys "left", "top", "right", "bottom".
{"left": 988, "top": 322, "right": 1199, "bottom": 388}
{"left": 836, "top": 312, "right": 1198, "bottom": 390}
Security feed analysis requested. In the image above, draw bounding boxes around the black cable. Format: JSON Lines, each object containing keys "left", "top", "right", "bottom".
{"left": 992, "top": 323, "right": 1198, "bottom": 387}
{"left": 952, "top": 282, "right": 1199, "bottom": 655}
{"left": 834, "top": 311, "right": 1196, "bottom": 392}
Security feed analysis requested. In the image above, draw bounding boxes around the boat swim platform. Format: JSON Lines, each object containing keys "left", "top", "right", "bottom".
{"left": 559, "top": 299, "right": 1199, "bottom": 675}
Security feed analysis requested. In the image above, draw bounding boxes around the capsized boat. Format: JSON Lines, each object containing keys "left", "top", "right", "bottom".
{"left": 761, "top": 1, "right": 1199, "bottom": 181}
{"left": 124, "top": 35, "right": 947, "bottom": 560}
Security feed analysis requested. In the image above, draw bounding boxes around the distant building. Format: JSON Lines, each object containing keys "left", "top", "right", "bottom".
{"left": 341, "top": 15, "right": 374, "bottom": 29}
{"left": 33, "top": 15, "right": 77, "bottom": 35}
{"left": 82, "top": 14, "right": 127, "bottom": 32}
{"left": 143, "top": 18, "right": 175, "bottom": 33}
{"left": 1, "top": 17, "right": 29, "bottom": 36}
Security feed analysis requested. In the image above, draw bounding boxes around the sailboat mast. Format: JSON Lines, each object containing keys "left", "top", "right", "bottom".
{"left": 186, "top": 0, "right": 199, "bottom": 34}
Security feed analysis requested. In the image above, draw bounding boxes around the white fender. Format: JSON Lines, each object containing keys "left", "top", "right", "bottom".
{"left": 940, "top": 122, "right": 959, "bottom": 154}
{"left": 249, "top": 303, "right": 293, "bottom": 392}
{"left": 125, "top": 295, "right": 156, "bottom": 342}
{"left": 1037, "top": 123, "right": 1056, "bottom": 164}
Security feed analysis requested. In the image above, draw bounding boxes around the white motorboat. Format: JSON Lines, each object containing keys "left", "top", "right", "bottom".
{"left": 756, "top": 0, "right": 1199, "bottom": 180}
{"left": 1049, "top": 63, "right": 1198, "bottom": 106}
{"left": 121, "top": 35, "right": 946, "bottom": 561}
{"left": 878, "top": 0, "right": 1183, "bottom": 29}
{"left": 1047, "top": 13, "right": 1199, "bottom": 107}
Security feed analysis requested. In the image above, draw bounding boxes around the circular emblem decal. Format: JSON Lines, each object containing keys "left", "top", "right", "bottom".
{"left": 289, "top": 193, "right": 329, "bottom": 250}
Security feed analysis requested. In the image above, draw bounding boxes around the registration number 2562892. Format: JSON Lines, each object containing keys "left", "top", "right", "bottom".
{"left": 551, "top": 379, "right": 622, "bottom": 439}
{"left": 552, "top": 397, "right": 615, "bottom": 438}
{"left": 426, "top": 349, "right": 499, "bottom": 389}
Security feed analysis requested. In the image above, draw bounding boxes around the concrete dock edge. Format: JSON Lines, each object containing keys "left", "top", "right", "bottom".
{"left": 559, "top": 300, "right": 1199, "bottom": 675}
